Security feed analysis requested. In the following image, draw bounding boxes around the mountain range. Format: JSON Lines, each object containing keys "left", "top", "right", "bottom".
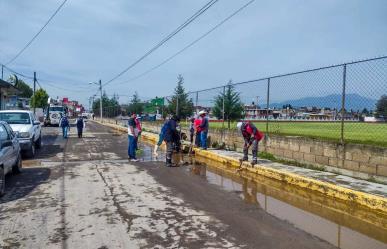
{"left": 270, "top": 94, "right": 377, "bottom": 111}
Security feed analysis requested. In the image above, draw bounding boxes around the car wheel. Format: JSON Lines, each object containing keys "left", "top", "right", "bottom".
{"left": 26, "top": 142, "right": 36, "bottom": 158}
{"left": 36, "top": 135, "right": 42, "bottom": 149}
{"left": 12, "top": 153, "right": 22, "bottom": 174}
{"left": 0, "top": 166, "right": 5, "bottom": 197}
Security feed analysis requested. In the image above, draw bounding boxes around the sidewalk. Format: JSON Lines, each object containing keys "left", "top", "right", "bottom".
{"left": 94, "top": 120, "right": 387, "bottom": 212}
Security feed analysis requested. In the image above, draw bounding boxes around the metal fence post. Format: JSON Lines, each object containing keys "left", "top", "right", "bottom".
{"left": 195, "top": 91, "right": 199, "bottom": 114}
{"left": 266, "top": 78, "right": 270, "bottom": 133}
{"left": 222, "top": 86, "right": 226, "bottom": 142}
{"left": 340, "top": 64, "right": 347, "bottom": 144}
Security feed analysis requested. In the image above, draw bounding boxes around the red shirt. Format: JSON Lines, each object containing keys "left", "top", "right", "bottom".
{"left": 194, "top": 119, "right": 202, "bottom": 132}
{"left": 242, "top": 122, "right": 264, "bottom": 141}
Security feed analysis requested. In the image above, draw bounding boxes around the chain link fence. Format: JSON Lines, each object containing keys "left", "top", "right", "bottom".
{"left": 99, "top": 56, "right": 387, "bottom": 147}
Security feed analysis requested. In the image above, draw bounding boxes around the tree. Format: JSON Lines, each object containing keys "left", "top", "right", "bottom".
{"left": 361, "top": 108, "right": 369, "bottom": 115}
{"left": 375, "top": 95, "right": 387, "bottom": 119}
{"left": 212, "top": 81, "right": 244, "bottom": 129}
{"left": 8, "top": 75, "right": 33, "bottom": 98}
{"left": 30, "top": 89, "right": 49, "bottom": 108}
{"left": 92, "top": 93, "right": 120, "bottom": 118}
{"left": 126, "top": 92, "right": 144, "bottom": 114}
{"left": 167, "top": 75, "right": 194, "bottom": 118}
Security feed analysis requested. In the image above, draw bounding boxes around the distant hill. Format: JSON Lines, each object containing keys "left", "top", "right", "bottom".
{"left": 270, "top": 94, "right": 377, "bottom": 111}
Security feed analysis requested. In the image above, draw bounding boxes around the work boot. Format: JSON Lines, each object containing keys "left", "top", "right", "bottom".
{"left": 242, "top": 156, "right": 248, "bottom": 161}
{"left": 166, "top": 158, "right": 172, "bottom": 167}
{"left": 252, "top": 160, "right": 257, "bottom": 166}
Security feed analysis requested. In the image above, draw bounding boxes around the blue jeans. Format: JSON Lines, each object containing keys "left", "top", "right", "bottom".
{"left": 200, "top": 131, "right": 208, "bottom": 149}
{"left": 195, "top": 132, "right": 201, "bottom": 147}
{"left": 128, "top": 135, "right": 136, "bottom": 159}
{"left": 62, "top": 126, "right": 68, "bottom": 138}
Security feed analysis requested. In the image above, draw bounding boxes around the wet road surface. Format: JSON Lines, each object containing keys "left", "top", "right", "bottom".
{"left": 0, "top": 121, "right": 385, "bottom": 248}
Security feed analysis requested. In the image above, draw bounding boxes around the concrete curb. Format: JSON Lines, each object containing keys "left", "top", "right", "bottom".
{"left": 94, "top": 120, "right": 387, "bottom": 213}
{"left": 193, "top": 148, "right": 387, "bottom": 213}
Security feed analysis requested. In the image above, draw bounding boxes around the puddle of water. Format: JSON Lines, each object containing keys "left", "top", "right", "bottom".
{"left": 136, "top": 142, "right": 387, "bottom": 248}
{"left": 136, "top": 143, "right": 184, "bottom": 166}
{"left": 187, "top": 159, "right": 387, "bottom": 249}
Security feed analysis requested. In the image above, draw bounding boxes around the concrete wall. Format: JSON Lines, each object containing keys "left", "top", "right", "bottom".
{"left": 138, "top": 121, "right": 387, "bottom": 178}
{"left": 100, "top": 118, "right": 387, "bottom": 178}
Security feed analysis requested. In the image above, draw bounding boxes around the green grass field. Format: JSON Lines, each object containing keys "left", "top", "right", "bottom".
{"left": 204, "top": 121, "right": 387, "bottom": 147}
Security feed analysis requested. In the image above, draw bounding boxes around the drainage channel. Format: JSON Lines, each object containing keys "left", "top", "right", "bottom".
{"left": 187, "top": 157, "right": 387, "bottom": 249}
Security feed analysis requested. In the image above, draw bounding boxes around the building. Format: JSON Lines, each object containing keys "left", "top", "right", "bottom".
{"left": 0, "top": 79, "right": 21, "bottom": 110}
{"left": 244, "top": 104, "right": 274, "bottom": 119}
{"left": 62, "top": 98, "right": 84, "bottom": 117}
{"left": 5, "top": 96, "right": 30, "bottom": 110}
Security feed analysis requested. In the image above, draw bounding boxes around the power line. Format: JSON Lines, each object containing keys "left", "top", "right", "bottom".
{"left": 38, "top": 77, "right": 91, "bottom": 90}
{"left": 2, "top": 63, "right": 93, "bottom": 91}
{"left": 1, "top": 64, "right": 35, "bottom": 80}
{"left": 113, "top": 0, "right": 256, "bottom": 87}
{"left": 103, "top": 0, "right": 219, "bottom": 86}
{"left": 40, "top": 80, "right": 95, "bottom": 92}
{"left": 36, "top": 79, "right": 43, "bottom": 89}
{"left": 5, "top": 66, "right": 92, "bottom": 92}
{"left": 5, "top": 0, "right": 68, "bottom": 65}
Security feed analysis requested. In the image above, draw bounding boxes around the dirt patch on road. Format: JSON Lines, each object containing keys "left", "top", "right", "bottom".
{"left": 22, "top": 159, "right": 41, "bottom": 167}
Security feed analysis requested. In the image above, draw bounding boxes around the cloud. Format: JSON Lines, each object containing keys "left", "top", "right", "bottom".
{"left": 1, "top": 0, "right": 386, "bottom": 106}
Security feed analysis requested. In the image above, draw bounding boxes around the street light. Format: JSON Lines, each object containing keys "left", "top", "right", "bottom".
{"left": 89, "top": 80, "right": 102, "bottom": 121}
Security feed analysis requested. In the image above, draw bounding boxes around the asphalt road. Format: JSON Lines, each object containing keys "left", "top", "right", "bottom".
{"left": 0, "top": 121, "right": 337, "bottom": 249}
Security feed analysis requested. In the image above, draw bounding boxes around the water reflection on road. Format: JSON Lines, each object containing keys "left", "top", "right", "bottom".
{"left": 136, "top": 142, "right": 386, "bottom": 249}
{"left": 188, "top": 159, "right": 387, "bottom": 249}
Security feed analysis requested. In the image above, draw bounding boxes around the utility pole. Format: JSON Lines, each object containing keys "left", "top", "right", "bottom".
{"left": 99, "top": 79, "right": 103, "bottom": 121}
{"left": 33, "top": 72, "right": 36, "bottom": 115}
{"left": 1, "top": 65, "right": 3, "bottom": 80}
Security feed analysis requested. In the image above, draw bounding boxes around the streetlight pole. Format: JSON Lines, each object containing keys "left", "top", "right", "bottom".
{"left": 90, "top": 80, "right": 103, "bottom": 121}
{"left": 99, "top": 79, "right": 103, "bottom": 121}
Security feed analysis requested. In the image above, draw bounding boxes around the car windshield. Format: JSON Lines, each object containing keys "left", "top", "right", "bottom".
{"left": 50, "top": 106, "right": 64, "bottom": 112}
{"left": 0, "top": 113, "right": 31, "bottom": 124}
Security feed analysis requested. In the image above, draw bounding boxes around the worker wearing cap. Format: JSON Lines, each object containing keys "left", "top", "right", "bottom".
{"left": 198, "top": 110, "right": 209, "bottom": 149}
{"left": 237, "top": 121, "right": 264, "bottom": 165}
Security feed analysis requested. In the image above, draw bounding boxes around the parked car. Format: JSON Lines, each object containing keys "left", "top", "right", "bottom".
{"left": 81, "top": 113, "right": 88, "bottom": 122}
{"left": 0, "top": 121, "right": 22, "bottom": 196}
{"left": 0, "top": 110, "right": 42, "bottom": 158}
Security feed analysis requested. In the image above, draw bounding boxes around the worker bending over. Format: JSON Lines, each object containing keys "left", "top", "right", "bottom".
{"left": 237, "top": 121, "right": 264, "bottom": 165}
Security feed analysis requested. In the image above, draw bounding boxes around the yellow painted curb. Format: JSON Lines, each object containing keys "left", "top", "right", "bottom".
{"left": 94, "top": 121, "right": 387, "bottom": 213}
{"left": 193, "top": 147, "right": 387, "bottom": 213}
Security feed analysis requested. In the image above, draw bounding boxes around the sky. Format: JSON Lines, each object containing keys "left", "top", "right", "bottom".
{"left": 0, "top": 0, "right": 386, "bottom": 108}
